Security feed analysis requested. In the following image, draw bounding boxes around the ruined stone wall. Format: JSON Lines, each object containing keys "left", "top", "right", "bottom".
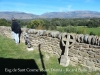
{"left": 26, "top": 29, "right": 100, "bottom": 71}
{"left": 0, "top": 26, "right": 100, "bottom": 71}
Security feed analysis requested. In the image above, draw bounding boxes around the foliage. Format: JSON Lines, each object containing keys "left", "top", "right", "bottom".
{"left": 16, "top": 19, "right": 29, "bottom": 27}
{"left": 0, "top": 18, "right": 100, "bottom": 35}
{"left": 27, "top": 20, "right": 44, "bottom": 29}
{"left": 77, "top": 26, "right": 100, "bottom": 35}
{"left": 0, "top": 18, "right": 11, "bottom": 26}
{"left": 90, "top": 31, "right": 96, "bottom": 35}
{"left": 57, "top": 26, "right": 86, "bottom": 34}
{"left": 27, "top": 19, "right": 57, "bottom": 30}
{"left": 86, "top": 18, "right": 100, "bottom": 28}
{"left": 1, "top": 17, "right": 100, "bottom": 29}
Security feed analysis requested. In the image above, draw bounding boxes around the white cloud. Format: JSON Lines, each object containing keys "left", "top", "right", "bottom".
{"left": 67, "top": 5, "right": 72, "bottom": 11}
{"left": 59, "top": 5, "right": 72, "bottom": 12}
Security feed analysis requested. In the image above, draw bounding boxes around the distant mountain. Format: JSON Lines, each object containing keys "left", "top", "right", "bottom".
{"left": 0, "top": 12, "right": 38, "bottom": 19}
{"left": 41, "top": 11, "right": 100, "bottom": 18}
{"left": 0, "top": 11, "right": 100, "bottom": 19}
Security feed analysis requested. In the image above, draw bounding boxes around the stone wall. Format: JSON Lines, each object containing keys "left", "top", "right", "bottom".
{"left": 0, "top": 26, "right": 100, "bottom": 71}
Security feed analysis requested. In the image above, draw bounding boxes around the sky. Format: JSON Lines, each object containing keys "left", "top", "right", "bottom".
{"left": 0, "top": 0, "right": 100, "bottom": 15}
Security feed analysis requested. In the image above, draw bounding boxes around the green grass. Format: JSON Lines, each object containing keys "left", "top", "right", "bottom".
{"left": 0, "top": 35, "right": 99, "bottom": 75}
{"left": 57, "top": 26, "right": 100, "bottom": 36}
{"left": 77, "top": 26, "right": 100, "bottom": 36}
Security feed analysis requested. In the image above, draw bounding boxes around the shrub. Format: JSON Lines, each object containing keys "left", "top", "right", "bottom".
{"left": 90, "top": 31, "right": 96, "bottom": 35}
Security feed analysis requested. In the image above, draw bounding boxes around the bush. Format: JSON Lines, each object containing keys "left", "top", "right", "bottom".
{"left": 0, "top": 19, "right": 11, "bottom": 26}
{"left": 76, "top": 28, "right": 86, "bottom": 34}
{"left": 90, "top": 31, "right": 96, "bottom": 35}
{"left": 57, "top": 26, "right": 79, "bottom": 33}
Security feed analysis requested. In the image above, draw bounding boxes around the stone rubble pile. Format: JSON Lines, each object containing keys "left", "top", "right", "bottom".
{"left": 25, "top": 29, "right": 100, "bottom": 71}
{"left": 76, "top": 34, "right": 100, "bottom": 46}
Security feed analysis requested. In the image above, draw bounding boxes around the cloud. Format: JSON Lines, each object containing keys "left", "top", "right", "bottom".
{"left": 67, "top": 5, "right": 72, "bottom": 11}
{"left": 59, "top": 5, "right": 72, "bottom": 12}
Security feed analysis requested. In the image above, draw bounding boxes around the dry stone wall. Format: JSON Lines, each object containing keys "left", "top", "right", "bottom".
{"left": 0, "top": 26, "right": 100, "bottom": 71}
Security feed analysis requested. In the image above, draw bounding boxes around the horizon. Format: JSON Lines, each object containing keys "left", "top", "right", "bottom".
{"left": 0, "top": 10, "right": 100, "bottom": 15}
{"left": 0, "top": 0, "right": 100, "bottom": 15}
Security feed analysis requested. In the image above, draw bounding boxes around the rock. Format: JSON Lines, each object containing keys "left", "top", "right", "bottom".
{"left": 27, "top": 29, "right": 35, "bottom": 34}
{"left": 42, "top": 30, "right": 47, "bottom": 36}
{"left": 84, "top": 34, "right": 89, "bottom": 43}
{"left": 87, "top": 35, "right": 93, "bottom": 44}
{"left": 97, "top": 37, "right": 100, "bottom": 46}
{"left": 95, "top": 63, "right": 100, "bottom": 68}
{"left": 87, "top": 51, "right": 95, "bottom": 55}
{"left": 58, "top": 33, "right": 62, "bottom": 39}
{"left": 86, "top": 60, "right": 94, "bottom": 67}
{"left": 93, "top": 59, "right": 100, "bottom": 63}
{"left": 94, "top": 55, "right": 100, "bottom": 59}
{"left": 72, "top": 57, "right": 78, "bottom": 62}
{"left": 77, "top": 34, "right": 84, "bottom": 43}
{"left": 82, "top": 52, "right": 89, "bottom": 57}
{"left": 37, "top": 30, "right": 44, "bottom": 36}
{"left": 51, "top": 31, "right": 60, "bottom": 38}
{"left": 60, "top": 55, "right": 70, "bottom": 67}
{"left": 27, "top": 47, "right": 34, "bottom": 51}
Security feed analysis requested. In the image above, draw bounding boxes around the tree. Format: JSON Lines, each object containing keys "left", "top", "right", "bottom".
{"left": 27, "top": 20, "right": 44, "bottom": 29}
{"left": 0, "top": 19, "right": 10, "bottom": 26}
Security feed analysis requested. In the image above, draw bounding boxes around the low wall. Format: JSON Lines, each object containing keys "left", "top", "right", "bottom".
{"left": 0, "top": 26, "right": 100, "bottom": 71}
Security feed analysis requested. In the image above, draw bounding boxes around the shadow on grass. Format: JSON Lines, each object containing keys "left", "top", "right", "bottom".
{"left": 38, "top": 44, "right": 46, "bottom": 71}
{"left": 58, "top": 40, "right": 65, "bottom": 64}
{"left": 0, "top": 58, "right": 47, "bottom": 75}
{"left": 38, "top": 44, "right": 47, "bottom": 75}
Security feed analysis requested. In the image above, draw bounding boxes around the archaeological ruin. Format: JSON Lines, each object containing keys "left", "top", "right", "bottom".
{"left": 0, "top": 26, "right": 100, "bottom": 71}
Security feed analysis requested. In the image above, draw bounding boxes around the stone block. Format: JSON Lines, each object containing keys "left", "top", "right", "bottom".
{"left": 86, "top": 60, "right": 94, "bottom": 67}
{"left": 94, "top": 55, "right": 100, "bottom": 59}
{"left": 95, "top": 63, "right": 100, "bottom": 68}
{"left": 27, "top": 47, "right": 34, "bottom": 51}
{"left": 60, "top": 55, "right": 70, "bottom": 67}
{"left": 87, "top": 51, "right": 95, "bottom": 58}
{"left": 70, "top": 49, "right": 78, "bottom": 54}
{"left": 82, "top": 44, "right": 89, "bottom": 48}
{"left": 93, "top": 59, "right": 100, "bottom": 63}
{"left": 68, "top": 52, "right": 74, "bottom": 57}
{"left": 82, "top": 52, "right": 89, "bottom": 57}
{"left": 71, "top": 57, "right": 78, "bottom": 63}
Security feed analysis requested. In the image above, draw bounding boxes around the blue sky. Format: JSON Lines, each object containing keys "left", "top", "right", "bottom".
{"left": 0, "top": 0, "right": 100, "bottom": 15}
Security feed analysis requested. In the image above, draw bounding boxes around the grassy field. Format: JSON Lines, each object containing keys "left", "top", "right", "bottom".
{"left": 57, "top": 26, "right": 100, "bottom": 36}
{"left": 0, "top": 35, "right": 99, "bottom": 75}
{"left": 77, "top": 26, "right": 100, "bottom": 35}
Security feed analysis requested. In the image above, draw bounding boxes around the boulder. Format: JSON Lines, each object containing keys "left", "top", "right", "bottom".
{"left": 50, "top": 31, "right": 60, "bottom": 38}
{"left": 91, "top": 36, "right": 97, "bottom": 45}
{"left": 97, "top": 37, "right": 100, "bottom": 46}
{"left": 37, "top": 30, "right": 44, "bottom": 36}
{"left": 77, "top": 34, "right": 84, "bottom": 43}
{"left": 87, "top": 35, "right": 93, "bottom": 44}
{"left": 84, "top": 34, "right": 89, "bottom": 43}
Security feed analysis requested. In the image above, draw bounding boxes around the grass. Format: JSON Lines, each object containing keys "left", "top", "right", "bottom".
{"left": 57, "top": 26, "right": 100, "bottom": 36}
{"left": 77, "top": 26, "right": 100, "bottom": 36}
{"left": 0, "top": 35, "right": 99, "bottom": 75}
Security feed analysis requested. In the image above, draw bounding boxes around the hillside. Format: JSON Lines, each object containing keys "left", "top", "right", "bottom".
{"left": 0, "top": 12, "right": 38, "bottom": 19}
{"left": 41, "top": 11, "right": 100, "bottom": 18}
{"left": 0, "top": 11, "right": 100, "bottom": 19}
